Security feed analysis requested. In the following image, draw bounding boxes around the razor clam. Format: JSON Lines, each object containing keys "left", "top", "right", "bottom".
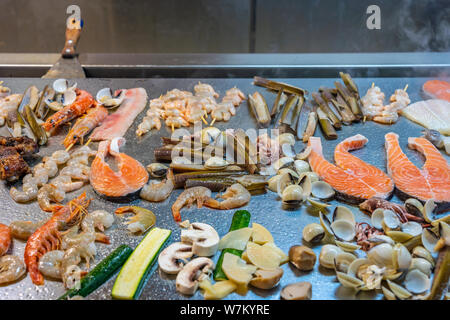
{"left": 248, "top": 91, "right": 271, "bottom": 128}
{"left": 316, "top": 108, "right": 338, "bottom": 140}
{"left": 312, "top": 92, "right": 341, "bottom": 129}
{"left": 302, "top": 111, "right": 318, "bottom": 143}
{"left": 253, "top": 76, "right": 306, "bottom": 96}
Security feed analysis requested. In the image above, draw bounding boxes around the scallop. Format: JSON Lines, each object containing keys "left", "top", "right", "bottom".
{"left": 330, "top": 220, "right": 355, "bottom": 242}
{"left": 293, "top": 160, "right": 310, "bottom": 175}
{"left": 421, "top": 228, "right": 439, "bottom": 252}
{"left": 409, "top": 258, "right": 433, "bottom": 277}
{"left": 333, "top": 206, "right": 355, "bottom": 226}
{"left": 382, "top": 210, "right": 401, "bottom": 230}
{"left": 404, "top": 269, "right": 430, "bottom": 294}
{"left": 302, "top": 223, "right": 325, "bottom": 243}
{"left": 371, "top": 208, "right": 385, "bottom": 230}
{"left": 310, "top": 181, "right": 335, "bottom": 200}
{"left": 204, "top": 156, "right": 228, "bottom": 170}
{"left": 334, "top": 252, "right": 357, "bottom": 273}
{"left": 319, "top": 244, "right": 342, "bottom": 269}
{"left": 146, "top": 163, "right": 168, "bottom": 178}
{"left": 96, "top": 88, "right": 125, "bottom": 107}
{"left": 401, "top": 221, "right": 422, "bottom": 237}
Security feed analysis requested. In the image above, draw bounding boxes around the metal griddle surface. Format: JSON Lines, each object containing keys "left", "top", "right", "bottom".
{"left": 0, "top": 77, "right": 448, "bottom": 300}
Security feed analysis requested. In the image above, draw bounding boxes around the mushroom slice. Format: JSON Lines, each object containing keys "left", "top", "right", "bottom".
{"left": 251, "top": 223, "right": 274, "bottom": 245}
{"left": 404, "top": 269, "right": 430, "bottom": 294}
{"left": 175, "top": 257, "right": 214, "bottom": 295}
{"left": 250, "top": 268, "right": 283, "bottom": 289}
{"left": 181, "top": 222, "right": 220, "bottom": 257}
{"left": 158, "top": 242, "right": 194, "bottom": 274}
{"left": 222, "top": 252, "right": 257, "bottom": 285}
{"left": 218, "top": 227, "right": 252, "bottom": 251}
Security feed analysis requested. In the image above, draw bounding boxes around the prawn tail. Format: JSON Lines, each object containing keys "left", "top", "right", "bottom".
{"left": 171, "top": 206, "right": 182, "bottom": 222}
{"left": 203, "top": 198, "right": 221, "bottom": 209}
{"left": 95, "top": 232, "right": 110, "bottom": 244}
{"left": 24, "top": 253, "right": 44, "bottom": 285}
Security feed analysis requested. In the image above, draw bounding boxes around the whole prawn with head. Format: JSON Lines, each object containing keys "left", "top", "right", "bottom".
{"left": 24, "top": 193, "right": 90, "bottom": 285}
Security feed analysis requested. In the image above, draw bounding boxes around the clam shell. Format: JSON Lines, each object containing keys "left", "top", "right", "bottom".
{"left": 382, "top": 210, "right": 401, "bottom": 230}
{"left": 293, "top": 160, "right": 310, "bottom": 175}
{"left": 347, "top": 258, "right": 370, "bottom": 278}
{"left": 295, "top": 146, "right": 312, "bottom": 160}
{"left": 278, "top": 133, "right": 295, "bottom": 146}
{"left": 311, "top": 181, "right": 335, "bottom": 200}
{"left": 409, "top": 258, "right": 432, "bottom": 277}
{"left": 204, "top": 156, "right": 228, "bottom": 170}
{"left": 62, "top": 89, "right": 76, "bottom": 106}
{"left": 411, "top": 246, "right": 435, "bottom": 267}
{"left": 404, "top": 269, "right": 430, "bottom": 294}
{"left": 367, "top": 243, "right": 394, "bottom": 268}
{"left": 272, "top": 157, "right": 294, "bottom": 171}
{"left": 367, "top": 235, "right": 395, "bottom": 246}
{"left": 334, "top": 252, "right": 356, "bottom": 273}
{"left": 299, "top": 175, "right": 312, "bottom": 198}
{"left": 302, "top": 223, "right": 325, "bottom": 243}
{"left": 335, "top": 240, "right": 361, "bottom": 252}
{"left": 319, "top": 244, "right": 342, "bottom": 269}
{"left": 330, "top": 220, "right": 355, "bottom": 242}
{"left": 146, "top": 163, "right": 168, "bottom": 178}
{"left": 381, "top": 286, "right": 397, "bottom": 300}
{"left": 404, "top": 198, "right": 424, "bottom": 218}
{"left": 200, "top": 127, "right": 221, "bottom": 144}
{"left": 401, "top": 221, "right": 422, "bottom": 237}
{"left": 281, "top": 185, "right": 304, "bottom": 203}
{"left": 421, "top": 228, "right": 439, "bottom": 252}
{"left": 281, "top": 144, "right": 296, "bottom": 158}
{"left": 307, "top": 197, "right": 331, "bottom": 210}
{"left": 319, "top": 212, "right": 333, "bottom": 236}
{"left": 385, "top": 230, "right": 414, "bottom": 243}
{"left": 336, "top": 271, "right": 364, "bottom": 289}
{"left": 276, "top": 172, "right": 294, "bottom": 198}
{"left": 422, "top": 199, "right": 436, "bottom": 223}
{"left": 371, "top": 208, "right": 385, "bottom": 230}
{"left": 387, "top": 280, "right": 412, "bottom": 300}
{"left": 392, "top": 243, "right": 412, "bottom": 270}
{"left": 53, "top": 78, "right": 69, "bottom": 93}
{"left": 333, "top": 206, "right": 355, "bottom": 226}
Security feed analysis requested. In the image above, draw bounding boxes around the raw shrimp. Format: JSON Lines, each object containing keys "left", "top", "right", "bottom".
{"left": 171, "top": 186, "right": 212, "bottom": 222}
{"left": 0, "top": 255, "right": 26, "bottom": 284}
{"left": 211, "top": 102, "right": 236, "bottom": 122}
{"left": 59, "top": 163, "right": 90, "bottom": 181}
{"left": 52, "top": 175, "right": 85, "bottom": 192}
{"left": 38, "top": 250, "right": 64, "bottom": 280}
{"left": 10, "top": 220, "right": 44, "bottom": 240}
{"left": 185, "top": 99, "right": 205, "bottom": 123}
{"left": 70, "top": 145, "right": 97, "bottom": 158}
{"left": 61, "top": 211, "right": 110, "bottom": 249}
{"left": 10, "top": 181, "right": 38, "bottom": 203}
{"left": 136, "top": 114, "right": 161, "bottom": 135}
{"left": 115, "top": 206, "right": 156, "bottom": 234}
{"left": 63, "top": 104, "right": 108, "bottom": 148}
{"left": 140, "top": 169, "right": 174, "bottom": 202}
{"left": 194, "top": 82, "right": 219, "bottom": 99}
{"left": 165, "top": 116, "right": 189, "bottom": 128}
{"left": 88, "top": 210, "right": 114, "bottom": 232}
{"left": 37, "top": 184, "right": 66, "bottom": 212}
{"left": 43, "top": 157, "right": 58, "bottom": 178}
{"left": 24, "top": 193, "right": 90, "bottom": 285}
{"left": 0, "top": 223, "right": 11, "bottom": 256}
{"left": 222, "top": 87, "right": 246, "bottom": 106}
{"left": 42, "top": 89, "right": 95, "bottom": 132}
{"left": 61, "top": 244, "right": 95, "bottom": 288}
{"left": 204, "top": 183, "right": 251, "bottom": 210}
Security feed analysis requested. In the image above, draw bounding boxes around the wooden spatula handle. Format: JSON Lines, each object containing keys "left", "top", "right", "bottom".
{"left": 62, "top": 19, "right": 82, "bottom": 58}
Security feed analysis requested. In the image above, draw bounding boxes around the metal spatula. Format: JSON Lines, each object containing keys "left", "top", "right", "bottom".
{"left": 42, "top": 18, "right": 85, "bottom": 79}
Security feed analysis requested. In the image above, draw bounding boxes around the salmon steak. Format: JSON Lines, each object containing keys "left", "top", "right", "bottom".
{"left": 90, "top": 138, "right": 149, "bottom": 198}
{"left": 90, "top": 88, "right": 148, "bottom": 141}
{"left": 385, "top": 132, "right": 450, "bottom": 207}
{"left": 308, "top": 135, "right": 394, "bottom": 203}
{"left": 422, "top": 80, "right": 450, "bottom": 102}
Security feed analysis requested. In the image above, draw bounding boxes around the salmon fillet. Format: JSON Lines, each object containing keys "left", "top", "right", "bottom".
{"left": 385, "top": 132, "right": 450, "bottom": 204}
{"left": 423, "top": 80, "right": 450, "bottom": 102}
{"left": 90, "top": 88, "right": 148, "bottom": 141}
{"left": 308, "top": 136, "right": 393, "bottom": 203}
{"left": 90, "top": 140, "right": 148, "bottom": 197}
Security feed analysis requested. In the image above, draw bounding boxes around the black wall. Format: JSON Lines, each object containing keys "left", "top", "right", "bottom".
{"left": 0, "top": 0, "right": 448, "bottom": 53}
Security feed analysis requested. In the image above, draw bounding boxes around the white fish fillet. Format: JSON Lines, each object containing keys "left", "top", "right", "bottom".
{"left": 400, "top": 99, "right": 450, "bottom": 135}
{"left": 91, "top": 88, "right": 148, "bottom": 141}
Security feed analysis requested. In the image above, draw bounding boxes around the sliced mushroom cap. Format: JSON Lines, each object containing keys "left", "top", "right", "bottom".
{"left": 250, "top": 268, "right": 284, "bottom": 290}
{"left": 175, "top": 257, "right": 214, "bottom": 295}
{"left": 158, "top": 242, "right": 193, "bottom": 274}
{"left": 181, "top": 222, "right": 220, "bottom": 257}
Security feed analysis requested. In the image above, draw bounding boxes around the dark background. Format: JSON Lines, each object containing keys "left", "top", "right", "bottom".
{"left": 1, "top": 0, "right": 449, "bottom": 54}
